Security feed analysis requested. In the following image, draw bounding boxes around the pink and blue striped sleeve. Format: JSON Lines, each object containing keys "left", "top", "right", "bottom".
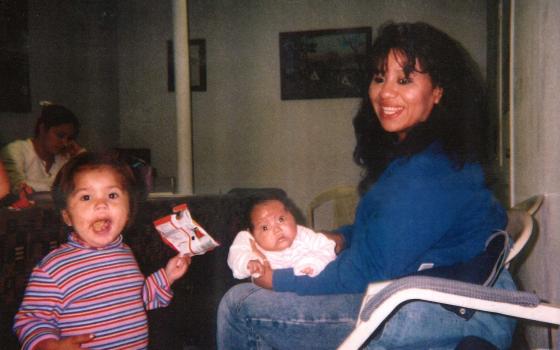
{"left": 13, "top": 266, "right": 62, "bottom": 350}
{"left": 143, "top": 268, "right": 174, "bottom": 310}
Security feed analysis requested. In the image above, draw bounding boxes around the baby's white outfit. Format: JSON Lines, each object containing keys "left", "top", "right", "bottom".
{"left": 227, "top": 225, "right": 336, "bottom": 279}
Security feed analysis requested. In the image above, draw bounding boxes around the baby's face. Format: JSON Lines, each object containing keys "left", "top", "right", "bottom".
{"left": 251, "top": 200, "right": 297, "bottom": 251}
{"left": 62, "top": 166, "right": 130, "bottom": 248}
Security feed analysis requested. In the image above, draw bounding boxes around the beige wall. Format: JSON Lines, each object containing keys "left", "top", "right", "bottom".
{"left": 510, "top": 2, "right": 560, "bottom": 347}
{"left": 116, "top": 1, "right": 178, "bottom": 184}
{"left": 187, "top": 0, "right": 488, "bottom": 211}
{"left": 0, "top": 0, "right": 489, "bottom": 215}
{"left": 0, "top": 0, "right": 119, "bottom": 152}
{"left": 511, "top": 0, "right": 560, "bottom": 203}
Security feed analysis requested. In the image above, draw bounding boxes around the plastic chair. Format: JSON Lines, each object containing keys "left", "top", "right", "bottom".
{"left": 505, "top": 194, "right": 544, "bottom": 269}
{"left": 512, "top": 194, "right": 544, "bottom": 216}
{"left": 307, "top": 186, "right": 358, "bottom": 230}
{"left": 338, "top": 275, "right": 560, "bottom": 350}
{"left": 338, "top": 198, "right": 548, "bottom": 350}
{"left": 503, "top": 209, "right": 533, "bottom": 266}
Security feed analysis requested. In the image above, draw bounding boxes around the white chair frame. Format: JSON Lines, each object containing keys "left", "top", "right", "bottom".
{"left": 338, "top": 276, "right": 560, "bottom": 350}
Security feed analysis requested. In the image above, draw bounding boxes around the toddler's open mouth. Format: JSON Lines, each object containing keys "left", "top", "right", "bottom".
{"left": 92, "top": 219, "right": 110, "bottom": 232}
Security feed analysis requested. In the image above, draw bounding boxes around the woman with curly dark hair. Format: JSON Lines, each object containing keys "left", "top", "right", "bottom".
{"left": 217, "top": 22, "right": 515, "bottom": 349}
{"left": 353, "top": 21, "right": 491, "bottom": 195}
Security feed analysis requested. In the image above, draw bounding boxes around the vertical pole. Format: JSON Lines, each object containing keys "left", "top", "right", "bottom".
{"left": 508, "top": 0, "right": 515, "bottom": 206}
{"left": 172, "top": 0, "right": 193, "bottom": 194}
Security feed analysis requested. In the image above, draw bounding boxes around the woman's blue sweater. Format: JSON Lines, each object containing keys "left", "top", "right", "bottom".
{"left": 274, "top": 143, "right": 507, "bottom": 295}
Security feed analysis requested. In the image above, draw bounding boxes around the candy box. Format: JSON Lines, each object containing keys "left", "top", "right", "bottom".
{"left": 153, "top": 203, "right": 219, "bottom": 257}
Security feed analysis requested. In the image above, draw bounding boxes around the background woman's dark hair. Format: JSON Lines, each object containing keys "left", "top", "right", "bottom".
{"left": 353, "top": 21, "right": 490, "bottom": 195}
{"left": 52, "top": 151, "right": 139, "bottom": 228}
{"left": 241, "top": 192, "right": 300, "bottom": 232}
{"left": 34, "top": 104, "right": 80, "bottom": 137}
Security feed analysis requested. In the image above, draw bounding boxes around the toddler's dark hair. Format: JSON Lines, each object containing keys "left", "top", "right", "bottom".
{"left": 52, "top": 151, "right": 139, "bottom": 226}
{"left": 241, "top": 192, "right": 298, "bottom": 232}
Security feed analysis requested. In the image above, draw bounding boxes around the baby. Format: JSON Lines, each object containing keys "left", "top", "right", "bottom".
{"left": 13, "top": 151, "right": 190, "bottom": 350}
{"left": 228, "top": 192, "right": 336, "bottom": 279}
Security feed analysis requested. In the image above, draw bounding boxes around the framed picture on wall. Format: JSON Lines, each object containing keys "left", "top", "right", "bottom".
{"left": 0, "top": 0, "right": 31, "bottom": 112}
{"left": 189, "top": 39, "right": 206, "bottom": 91}
{"left": 280, "top": 27, "right": 371, "bottom": 100}
{"left": 167, "top": 39, "right": 207, "bottom": 92}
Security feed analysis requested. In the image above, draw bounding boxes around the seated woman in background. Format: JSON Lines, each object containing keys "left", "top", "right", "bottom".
{"left": 1, "top": 102, "right": 82, "bottom": 195}
{"left": 217, "top": 21, "right": 516, "bottom": 349}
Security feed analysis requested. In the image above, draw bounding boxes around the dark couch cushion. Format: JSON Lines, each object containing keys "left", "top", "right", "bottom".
{"left": 2, "top": 190, "right": 287, "bottom": 350}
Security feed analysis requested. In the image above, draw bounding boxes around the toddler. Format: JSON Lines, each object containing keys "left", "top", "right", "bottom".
{"left": 228, "top": 192, "right": 336, "bottom": 279}
{"left": 13, "top": 151, "right": 190, "bottom": 350}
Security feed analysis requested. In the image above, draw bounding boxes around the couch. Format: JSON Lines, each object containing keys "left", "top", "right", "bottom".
{"left": 0, "top": 188, "right": 291, "bottom": 349}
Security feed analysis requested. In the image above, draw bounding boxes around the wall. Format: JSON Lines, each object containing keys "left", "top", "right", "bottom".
{"left": 0, "top": 0, "right": 489, "bottom": 214}
{"left": 0, "top": 0, "right": 119, "bottom": 152}
{"left": 510, "top": 2, "right": 560, "bottom": 347}
{"left": 512, "top": 0, "right": 560, "bottom": 202}
{"left": 116, "top": 1, "right": 178, "bottom": 183}
{"left": 0, "top": 0, "right": 178, "bottom": 187}
{"left": 187, "top": 0, "right": 488, "bottom": 211}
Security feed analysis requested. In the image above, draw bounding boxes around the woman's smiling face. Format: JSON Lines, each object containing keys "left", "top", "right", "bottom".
{"left": 369, "top": 50, "right": 443, "bottom": 141}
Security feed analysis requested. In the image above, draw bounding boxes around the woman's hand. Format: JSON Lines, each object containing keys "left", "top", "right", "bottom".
{"left": 251, "top": 260, "right": 273, "bottom": 289}
{"left": 35, "top": 334, "right": 95, "bottom": 349}
{"left": 250, "top": 240, "right": 273, "bottom": 289}
{"left": 247, "top": 259, "right": 265, "bottom": 276}
{"left": 61, "top": 140, "right": 84, "bottom": 157}
{"left": 165, "top": 255, "right": 191, "bottom": 285}
{"left": 320, "top": 231, "right": 346, "bottom": 254}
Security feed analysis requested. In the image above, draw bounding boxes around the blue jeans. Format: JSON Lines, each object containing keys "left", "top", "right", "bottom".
{"left": 216, "top": 270, "right": 516, "bottom": 350}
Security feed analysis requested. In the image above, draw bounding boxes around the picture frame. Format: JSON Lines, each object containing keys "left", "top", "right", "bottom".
{"left": 189, "top": 39, "right": 206, "bottom": 92}
{"left": 167, "top": 39, "right": 207, "bottom": 92}
{"left": 0, "top": 0, "right": 31, "bottom": 112}
{"left": 280, "top": 27, "right": 371, "bottom": 100}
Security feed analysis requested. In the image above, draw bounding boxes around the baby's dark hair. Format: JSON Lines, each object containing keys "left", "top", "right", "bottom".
{"left": 52, "top": 151, "right": 139, "bottom": 226}
{"left": 35, "top": 103, "right": 80, "bottom": 137}
{"left": 241, "top": 192, "right": 298, "bottom": 232}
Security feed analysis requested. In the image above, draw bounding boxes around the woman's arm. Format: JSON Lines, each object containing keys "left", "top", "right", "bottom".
{"left": 1, "top": 141, "right": 28, "bottom": 194}
{"left": 320, "top": 231, "right": 346, "bottom": 254}
{"left": 251, "top": 257, "right": 273, "bottom": 289}
{"left": 0, "top": 160, "right": 9, "bottom": 199}
{"left": 271, "top": 155, "right": 504, "bottom": 295}
{"left": 60, "top": 139, "right": 85, "bottom": 157}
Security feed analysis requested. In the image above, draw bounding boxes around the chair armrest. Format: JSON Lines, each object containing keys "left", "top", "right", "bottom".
{"left": 504, "top": 209, "right": 533, "bottom": 265}
{"left": 338, "top": 276, "right": 560, "bottom": 350}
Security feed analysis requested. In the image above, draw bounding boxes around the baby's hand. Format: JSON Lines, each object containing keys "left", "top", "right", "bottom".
{"left": 36, "top": 334, "right": 95, "bottom": 349}
{"left": 247, "top": 259, "right": 265, "bottom": 277}
{"left": 165, "top": 255, "right": 191, "bottom": 284}
{"left": 300, "top": 266, "right": 315, "bottom": 276}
